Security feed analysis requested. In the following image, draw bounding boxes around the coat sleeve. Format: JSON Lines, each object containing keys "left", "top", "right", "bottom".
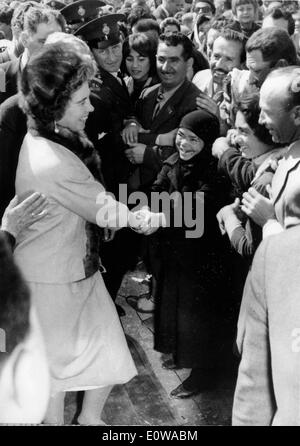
{"left": 0, "top": 96, "right": 26, "bottom": 218}
{"left": 232, "top": 239, "right": 276, "bottom": 425}
{"left": 28, "top": 150, "right": 130, "bottom": 230}
{"left": 218, "top": 147, "right": 257, "bottom": 192}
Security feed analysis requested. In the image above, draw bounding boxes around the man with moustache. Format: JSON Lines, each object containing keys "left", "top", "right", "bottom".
{"left": 122, "top": 32, "right": 202, "bottom": 192}
{"left": 192, "top": 27, "right": 246, "bottom": 109}
{"left": 122, "top": 32, "right": 202, "bottom": 314}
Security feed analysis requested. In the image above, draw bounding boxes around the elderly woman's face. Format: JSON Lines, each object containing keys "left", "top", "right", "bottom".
{"left": 125, "top": 49, "right": 151, "bottom": 82}
{"left": 176, "top": 127, "right": 204, "bottom": 160}
{"left": 57, "top": 82, "right": 94, "bottom": 133}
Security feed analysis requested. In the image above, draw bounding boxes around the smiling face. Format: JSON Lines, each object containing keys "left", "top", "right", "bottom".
{"left": 210, "top": 36, "right": 243, "bottom": 85}
{"left": 176, "top": 127, "right": 204, "bottom": 160}
{"left": 235, "top": 110, "right": 270, "bottom": 158}
{"left": 92, "top": 42, "right": 123, "bottom": 73}
{"left": 156, "top": 42, "right": 191, "bottom": 90}
{"left": 57, "top": 82, "right": 94, "bottom": 133}
{"left": 125, "top": 49, "right": 151, "bottom": 82}
{"left": 259, "top": 77, "right": 298, "bottom": 144}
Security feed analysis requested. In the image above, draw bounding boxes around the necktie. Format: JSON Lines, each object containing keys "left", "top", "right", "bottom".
{"left": 117, "top": 71, "right": 127, "bottom": 90}
{"left": 152, "top": 91, "right": 165, "bottom": 120}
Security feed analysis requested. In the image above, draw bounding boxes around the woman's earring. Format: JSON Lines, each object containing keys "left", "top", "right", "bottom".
{"left": 54, "top": 121, "right": 59, "bottom": 134}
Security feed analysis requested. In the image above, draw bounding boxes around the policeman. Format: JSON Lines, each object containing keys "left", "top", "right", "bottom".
{"left": 61, "top": 0, "right": 105, "bottom": 33}
{"left": 76, "top": 15, "right": 139, "bottom": 317}
{"left": 75, "top": 14, "right": 133, "bottom": 192}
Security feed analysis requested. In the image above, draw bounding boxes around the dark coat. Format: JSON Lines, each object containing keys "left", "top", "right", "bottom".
{"left": 91, "top": 68, "right": 134, "bottom": 194}
{"left": 0, "top": 56, "right": 21, "bottom": 105}
{"left": 150, "top": 151, "right": 229, "bottom": 368}
{"left": 0, "top": 94, "right": 27, "bottom": 218}
{"left": 218, "top": 146, "right": 274, "bottom": 260}
{"left": 230, "top": 20, "right": 260, "bottom": 39}
{"left": 133, "top": 79, "right": 201, "bottom": 190}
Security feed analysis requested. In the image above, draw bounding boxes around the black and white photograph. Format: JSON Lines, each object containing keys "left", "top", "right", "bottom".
{"left": 0, "top": 0, "right": 300, "bottom": 430}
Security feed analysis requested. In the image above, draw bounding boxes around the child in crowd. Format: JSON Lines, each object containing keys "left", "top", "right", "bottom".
{"left": 231, "top": 0, "right": 260, "bottom": 38}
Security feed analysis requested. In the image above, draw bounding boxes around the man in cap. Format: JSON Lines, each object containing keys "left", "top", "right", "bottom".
{"left": 75, "top": 13, "right": 132, "bottom": 193}
{"left": 75, "top": 14, "right": 137, "bottom": 316}
{"left": 44, "top": 0, "right": 65, "bottom": 10}
{"left": 60, "top": 0, "right": 104, "bottom": 33}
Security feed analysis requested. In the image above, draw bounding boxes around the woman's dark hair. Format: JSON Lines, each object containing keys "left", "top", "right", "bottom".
{"left": 236, "top": 95, "right": 274, "bottom": 146}
{"left": 122, "top": 32, "right": 157, "bottom": 77}
{"left": 160, "top": 17, "right": 181, "bottom": 33}
{"left": 19, "top": 42, "right": 95, "bottom": 133}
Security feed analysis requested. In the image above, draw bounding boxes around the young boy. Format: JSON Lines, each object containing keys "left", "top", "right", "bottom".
{"left": 231, "top": 0, "right": 260, "bottom": 38}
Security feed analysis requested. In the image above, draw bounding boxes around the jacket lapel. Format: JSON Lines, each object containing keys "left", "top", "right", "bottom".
{"left": 101, "top": 69, "right": 130, "bottom": 102}
{"left": 151, "top": 79, "right": 190, "bottom": 131}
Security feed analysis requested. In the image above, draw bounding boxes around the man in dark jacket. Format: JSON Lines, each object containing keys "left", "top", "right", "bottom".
{"left": 122, "top": 32, "right": 203, "bottom": 191}
{"left": 0, "top": 5, "right": 65, "bottom": 104}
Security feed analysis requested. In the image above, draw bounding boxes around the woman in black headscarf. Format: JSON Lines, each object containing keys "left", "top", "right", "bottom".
{"left": 149, "top": 110, "right": 229, "bottom": 398}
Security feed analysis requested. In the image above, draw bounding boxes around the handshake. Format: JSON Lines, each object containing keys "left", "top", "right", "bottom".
{"left": 128, "top": 207, "right": 166, "bottom": 235}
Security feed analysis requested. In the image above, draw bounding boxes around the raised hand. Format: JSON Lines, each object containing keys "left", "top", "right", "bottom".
{"left": 1, "top": 193, "right": 48, "bottom": 238}
{"left": 125, "top": 143, "right": 147, "bottom": 164}
{"left": 241, "top": 187, "right": 275, "bottom": 227}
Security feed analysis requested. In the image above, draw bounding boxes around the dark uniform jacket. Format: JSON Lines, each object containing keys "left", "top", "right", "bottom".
{"left": 91, "top": 67, "right": 134, "bottom": 194}
{"left": 0, "top": 56, "right": 21, "bottom": 105}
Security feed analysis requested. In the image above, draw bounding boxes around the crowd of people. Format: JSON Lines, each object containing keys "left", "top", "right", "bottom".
{"left": 1, "top": 0, "right": 300, "bottom": 426}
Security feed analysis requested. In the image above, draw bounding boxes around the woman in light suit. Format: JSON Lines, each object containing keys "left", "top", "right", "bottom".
{"left": 14, "top": 41, "right": 145, "bottom": 425}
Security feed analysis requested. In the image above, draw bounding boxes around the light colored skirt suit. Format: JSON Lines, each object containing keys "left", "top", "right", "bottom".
{"left": 14, "top": 132, "right": 137, "bottom": 395}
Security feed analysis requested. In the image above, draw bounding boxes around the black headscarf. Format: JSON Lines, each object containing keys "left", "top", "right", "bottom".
{"left": 179, "top": 109, "right": 220, "bottom": 149}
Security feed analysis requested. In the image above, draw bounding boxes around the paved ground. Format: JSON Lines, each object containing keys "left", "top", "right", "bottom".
{"left": 64, "top": 264, "right": 238, "bottom": 426}
{"left": 115, "top": 265, "right": 238, "bottom": 426}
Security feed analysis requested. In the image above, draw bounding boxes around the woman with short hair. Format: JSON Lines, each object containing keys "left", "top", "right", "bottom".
{"left": 15, "top": 41, "right": 139, "bottom": 424}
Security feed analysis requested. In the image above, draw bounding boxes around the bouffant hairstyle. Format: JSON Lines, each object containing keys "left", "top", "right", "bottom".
{"left": 19, "top": 42, "right": 95, "bottom": 133}
{"left": 122, "top": 32, "right": 157, "bottom": 77}
{"left": 236, "top": 94, "right": 275, "bottom": 146}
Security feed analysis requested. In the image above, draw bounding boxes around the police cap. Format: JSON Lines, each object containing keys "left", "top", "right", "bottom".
{"left": 74, "top": 13, "right": 125, "bottom": 50}
{"left": 61, "top": 0, "right": 105, "bottom": 25}
{"left": 44, "top": 0, "right": 65, "bottom": 10}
